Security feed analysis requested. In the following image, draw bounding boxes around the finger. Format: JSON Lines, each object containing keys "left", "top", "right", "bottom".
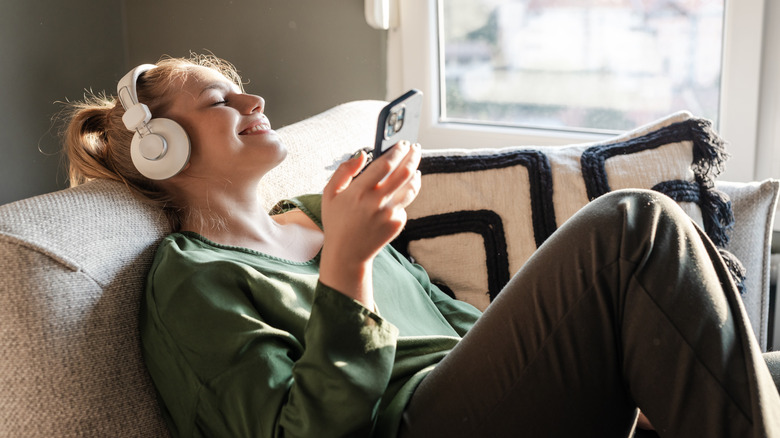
{"left": 360, "top": 141, "right": 411, "bottom": 186}
{"left": 390, "top": 169, "right": 422, "bottom": 209}
{"left": 323, "top": 151, "right": 366, "bottom": 198}
{"left": 377, "top": 142, "right": 421, "bottom": 195}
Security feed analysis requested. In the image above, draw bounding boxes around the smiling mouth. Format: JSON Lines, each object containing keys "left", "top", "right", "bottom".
{"left": 240, "top": 119, "right": 272, "bottom": 135}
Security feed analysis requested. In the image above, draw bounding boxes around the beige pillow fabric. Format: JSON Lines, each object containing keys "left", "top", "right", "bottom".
{"left": 396, "top": 112, "right": 739, "bottom": 312}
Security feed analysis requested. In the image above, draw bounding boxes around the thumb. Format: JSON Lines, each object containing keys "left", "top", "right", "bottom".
{"left": 324, "top": 150, "right": 367, "bottom": 197}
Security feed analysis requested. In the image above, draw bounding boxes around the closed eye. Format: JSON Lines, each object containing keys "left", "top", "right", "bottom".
{"left": 212, "top": 99, "right": 228, "bottom": 106}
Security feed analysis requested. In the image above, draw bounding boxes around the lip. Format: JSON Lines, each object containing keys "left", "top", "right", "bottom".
{"left": 239, "top": 115, "right": 273, "bottom": 135}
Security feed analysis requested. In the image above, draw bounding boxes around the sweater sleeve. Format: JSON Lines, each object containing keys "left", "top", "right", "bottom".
{"left": 281, "top": 282, "right": 399, "bottom": 436}
{"left": 142, "top": 256, "right": 399, "bottom": 438}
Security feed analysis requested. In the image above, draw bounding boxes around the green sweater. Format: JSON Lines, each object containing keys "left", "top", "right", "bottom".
{"left": 140, "top": 194, "right": 483, "bottom": 438}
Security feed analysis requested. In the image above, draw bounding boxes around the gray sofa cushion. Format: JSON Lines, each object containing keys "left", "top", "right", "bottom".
{"left": 0, "top": 179, "right": 171, "bottom": 436}
{"left": 718, "top": 180, "right": 780, "bottom": 349}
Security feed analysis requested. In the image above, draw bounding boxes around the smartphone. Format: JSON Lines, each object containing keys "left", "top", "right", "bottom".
{"left": 373, "top": 89, "right": 423, "bottom": 158}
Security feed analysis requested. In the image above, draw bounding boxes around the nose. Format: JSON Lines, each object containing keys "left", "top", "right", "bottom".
{"left": 245, "top": 94, "right": 264, "bottom": 114}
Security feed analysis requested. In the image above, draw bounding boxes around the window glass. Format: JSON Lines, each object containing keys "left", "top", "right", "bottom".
{"left": 440, "top": 0, "right": 725, "bottom": 133}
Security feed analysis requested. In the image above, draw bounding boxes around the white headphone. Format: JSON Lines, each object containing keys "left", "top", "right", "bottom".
{"left": 117, "top": 64, "right": 190, "bottom": 180}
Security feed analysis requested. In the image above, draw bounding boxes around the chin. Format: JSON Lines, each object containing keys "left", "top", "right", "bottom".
{"left": 272, "top": 140, "right": 288, "bottom": 165}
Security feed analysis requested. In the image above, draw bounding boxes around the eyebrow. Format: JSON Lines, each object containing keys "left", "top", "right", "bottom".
{"left": 198, "top": 82, "right": 234, "bottom": 97}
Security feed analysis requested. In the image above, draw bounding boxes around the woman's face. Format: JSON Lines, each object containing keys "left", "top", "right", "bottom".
{"left": 163, "top": 65, "right": 287, "bottom": 185}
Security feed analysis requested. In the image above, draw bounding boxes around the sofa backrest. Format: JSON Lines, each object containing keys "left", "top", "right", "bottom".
{"left": 258, "top": 100, "right": 386, "bottom": 209}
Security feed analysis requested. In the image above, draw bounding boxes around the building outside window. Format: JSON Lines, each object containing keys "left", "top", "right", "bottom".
{"left": 440, "top": 0, "right": 724, "bottom": 134}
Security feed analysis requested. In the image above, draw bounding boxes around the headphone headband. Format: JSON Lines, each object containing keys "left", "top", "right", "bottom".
{"left": 117, "top": 64, "right": 156, "bottom": 108}
{"left": 117, "top": 64, "right": 157, "bottom": 131}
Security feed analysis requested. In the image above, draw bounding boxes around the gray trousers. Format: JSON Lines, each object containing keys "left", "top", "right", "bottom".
{"left": 399, "top": 190, "right": 780, "bottom": 438}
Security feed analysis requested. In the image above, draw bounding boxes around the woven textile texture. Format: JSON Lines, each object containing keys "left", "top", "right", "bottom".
{"left": 0, "top": 179, "right": 171, "bottom": 437}
{"left": 717, "top": 180, "right": 780, "bottom": 349}
{"left": 393, "top": 111, "right": 778, "bottom": 350}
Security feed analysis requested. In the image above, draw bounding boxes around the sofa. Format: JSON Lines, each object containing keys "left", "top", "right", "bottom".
{"left": 1, "top": 100, "right": 779, "bottom": 437}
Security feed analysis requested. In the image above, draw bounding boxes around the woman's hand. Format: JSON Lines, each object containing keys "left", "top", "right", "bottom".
{"left": 319, "top": 141, "right": 422, "bottom": 308}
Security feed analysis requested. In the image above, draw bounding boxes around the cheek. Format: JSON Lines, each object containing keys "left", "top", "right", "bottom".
{"left": 185, "top": 140, "right": 222, "bottom": 170}
{"left": 181, "top": 117, "right": 232, "bottom": 143}
{"left": 185, "top": 128, "right": 234, "bottom": 160}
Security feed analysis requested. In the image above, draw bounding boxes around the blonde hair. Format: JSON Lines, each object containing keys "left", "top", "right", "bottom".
{"left": 61, "top": 53, "right": 244, "bottom": 230}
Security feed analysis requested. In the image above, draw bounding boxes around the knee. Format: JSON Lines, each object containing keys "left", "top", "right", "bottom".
{"left": 572, "top": 189, "right": 698, "bottom": 260}
{"left": 583, "top": 189, "right": 691, "bottom": 233}
{"left": 592, "top": 189, "right": 680, "bottom": 215}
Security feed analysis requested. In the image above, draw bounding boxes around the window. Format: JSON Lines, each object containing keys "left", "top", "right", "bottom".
{"left": 441, "top": 0, "right": 724, "bottom": 133}
{"left": 388, "top": 0, "right": 771, "bottom": 182}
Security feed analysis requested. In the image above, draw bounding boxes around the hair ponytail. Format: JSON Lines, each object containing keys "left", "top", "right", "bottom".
{"left": 64, "top": 93, "right": 127, "bottom": 185}
{"left": 61, "top": 91, "right": 166, "bottom": 202}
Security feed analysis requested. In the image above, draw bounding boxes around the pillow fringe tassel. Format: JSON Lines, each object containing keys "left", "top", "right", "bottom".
{"left": 688, "top": 119, "right": 745, "bottom": 293}
{"left": 688, "top": 118, "right": 734, "bottom": 248}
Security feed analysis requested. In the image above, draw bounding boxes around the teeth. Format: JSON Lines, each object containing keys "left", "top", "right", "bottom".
{"left": 243, "top": 123, "right": 271, "bottom": 134}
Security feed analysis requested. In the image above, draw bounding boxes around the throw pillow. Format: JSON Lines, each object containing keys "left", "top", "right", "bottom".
{"left": 392, "top": 111, "right": 737, "bottom": 311}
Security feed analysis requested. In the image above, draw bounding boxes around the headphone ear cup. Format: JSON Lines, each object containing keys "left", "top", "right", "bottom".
{"left": 130, "top": 118, "right": 191, "bottom": 180}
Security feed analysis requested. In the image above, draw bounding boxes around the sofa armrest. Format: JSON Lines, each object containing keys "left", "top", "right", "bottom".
{"left": 0, "top": 179, "right": 171, "bottom": 437}
{"left": 717, "top": 180, "right": 780, "bottom": 350}
{"left": 766, "top": 351, "right": 780, "bottom": 388}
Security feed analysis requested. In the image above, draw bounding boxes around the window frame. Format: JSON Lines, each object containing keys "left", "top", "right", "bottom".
{"left": 387, "top": 0, "right": 769, "bottom": 183}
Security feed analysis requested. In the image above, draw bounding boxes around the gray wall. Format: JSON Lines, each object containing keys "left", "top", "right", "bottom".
{"left": 1, "top": 0, "right": 386, "bottom": 205}
{"left": 0, "top": 1, "right": 126, "bottom": 204}
{"left": 124, "top": 0, "right": 387, "bottom": 128}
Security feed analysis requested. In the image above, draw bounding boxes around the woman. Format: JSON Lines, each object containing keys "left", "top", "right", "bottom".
{"left": 63, "top": 54, "right": 780, "bottom": 437}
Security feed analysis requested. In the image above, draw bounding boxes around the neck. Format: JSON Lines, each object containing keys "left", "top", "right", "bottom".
{"left": 178, "top": 178, "right": 272, "bottom": 238}
{"left": 173, "top": 177, "right": 323, "bottom": 261}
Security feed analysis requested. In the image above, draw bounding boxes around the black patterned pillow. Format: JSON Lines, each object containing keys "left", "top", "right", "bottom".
{"left": 392, "top": 111, "right": 737, "bottom": 311}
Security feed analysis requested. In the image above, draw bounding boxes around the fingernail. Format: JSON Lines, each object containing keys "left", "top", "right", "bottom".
{"left": 351, "top": 150, "right": 363, "bottom": 160}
